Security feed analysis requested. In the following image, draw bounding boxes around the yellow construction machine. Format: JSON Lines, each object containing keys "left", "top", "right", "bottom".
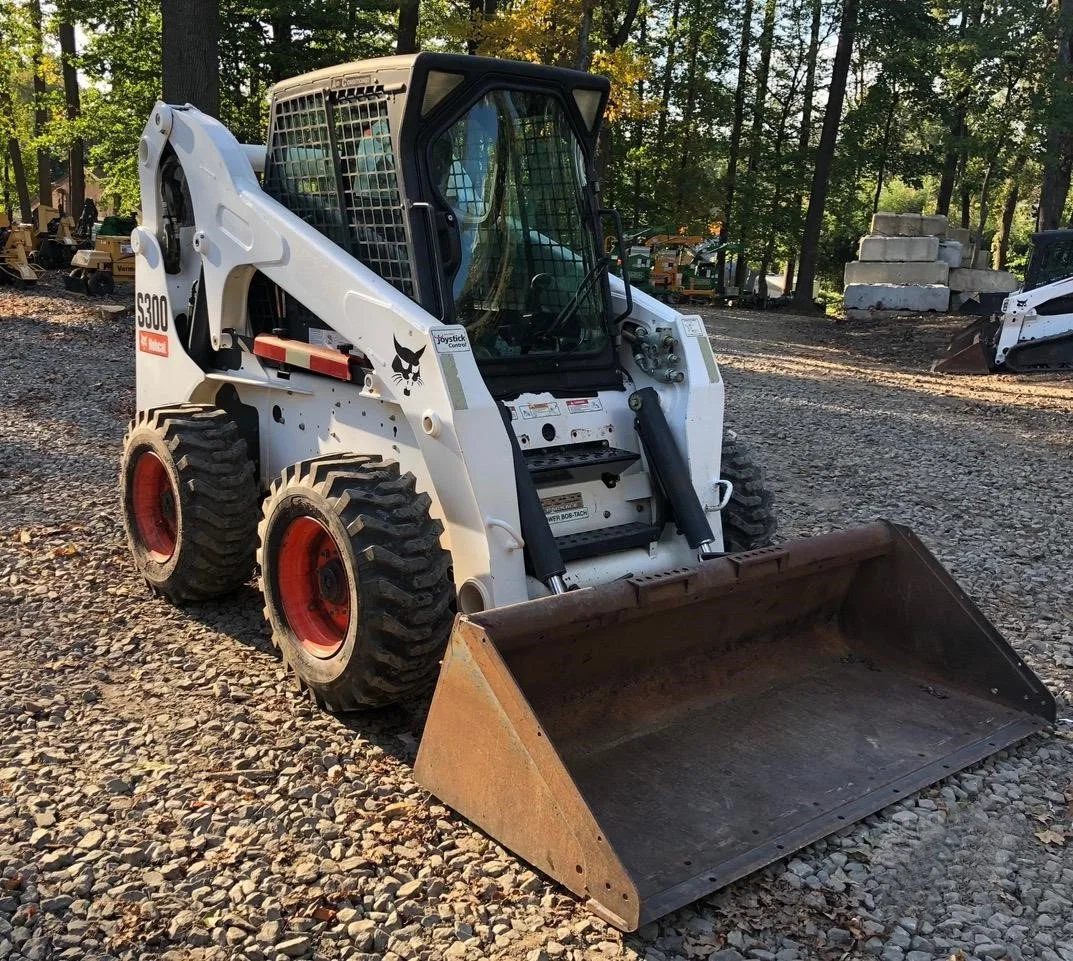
{"left": 121, "top": 54, "right": 1054, "bottom": 930}
{"left": 66, "top": 234, "right": 135, "bottom": 296}
{"left": 0, "top": 214, "right": 43, "bottom": 286}
{"left": 28, "top": 204, "right": 83, "bottom": 269}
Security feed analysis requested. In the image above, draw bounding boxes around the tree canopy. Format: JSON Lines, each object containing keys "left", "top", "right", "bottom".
{"left": 3, "top": 0, "right": 1071, "bottom": 291}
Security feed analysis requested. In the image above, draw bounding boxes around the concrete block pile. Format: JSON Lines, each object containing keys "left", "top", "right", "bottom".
{"left": 843, "top": 213, "right": 1020, "bottom": 319}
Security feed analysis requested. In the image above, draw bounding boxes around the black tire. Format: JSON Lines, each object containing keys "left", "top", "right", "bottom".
{"left": 87, "top": 270, "right": 115, "bottom": 296}
{"left": 37, "top": 241, "right": 60, "bottom": 270}
{"left": 258, "top": 455, "right": 454, "bottom": 711}
{"left": 720, "top": 431, "right": 777, "bottom": 553}
{"left": 121, "top": 405, "right": 259, "bottom": 603}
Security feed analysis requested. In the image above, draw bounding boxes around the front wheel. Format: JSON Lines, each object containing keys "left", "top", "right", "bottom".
{"left": 720, "top": 431, "right": 777, "bottom": 552}
{"left": 258, "top": 455, "right": 454, "bottom": 711}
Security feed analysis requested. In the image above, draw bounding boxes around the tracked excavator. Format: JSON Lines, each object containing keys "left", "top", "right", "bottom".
{"left": 935, "top": 229, "right": 1073, "bottom": 373}
{"left": 121, "top": 54, "right": 1054, "bottom": 929}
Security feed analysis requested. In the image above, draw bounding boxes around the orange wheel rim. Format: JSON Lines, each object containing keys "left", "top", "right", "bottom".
{"left": 131, "top": 451, "right": 177, "bottom": 562}
{"left": 277, "top": 515, "right": 350, "bottom": 658}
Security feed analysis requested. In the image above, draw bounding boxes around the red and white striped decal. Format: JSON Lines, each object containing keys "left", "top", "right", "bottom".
{"left": 253, "top": 335, "right": 368, "bottom": 382}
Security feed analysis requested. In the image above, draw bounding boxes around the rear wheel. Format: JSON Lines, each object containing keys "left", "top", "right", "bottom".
{"left": 87, "top": 270, "right": 115, "bottom": 296}
{"left": 720, "top": 431, "right": 777, "bottom": 552}
{"left": 121, "top": 405, "right": 259, "bottom": 602}
{"left": 259, "top": 455, "right": 454, "bottom": 711}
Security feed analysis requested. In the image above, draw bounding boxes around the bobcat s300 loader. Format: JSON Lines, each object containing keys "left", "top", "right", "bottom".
{"left": 122, "top": 54, "right": 1054, "bottom": 930}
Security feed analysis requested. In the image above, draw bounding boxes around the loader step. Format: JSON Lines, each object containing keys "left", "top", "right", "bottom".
{"left": 555, "top": 521, "right": 662, "bottom": 561}
{"left": 523, "top": 443, "right": 639, "bottom": 480}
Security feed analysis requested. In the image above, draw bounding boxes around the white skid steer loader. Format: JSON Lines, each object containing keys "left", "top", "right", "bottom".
{"left": 935, "top": 229, "right": 1073, "bottom": 373}
{"left": 122, "top": 54, "right": 1054, "bottom": 930}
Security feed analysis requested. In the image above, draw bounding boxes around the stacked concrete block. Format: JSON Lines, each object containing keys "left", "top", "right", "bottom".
{"left": 948, "top": 268, "right": 1019, "bottom": 294}
{"left": 857, "top": 235, "right": 940, "bottom": 262}
{"left": 921, "top": 214, "right": 948, "bottom": 237}
{"left": 844, "top": 211, "right": 1019, "bottom": 317}
{"left": 845, "top": 284, "right": 951, "bottom": 312}
{"left": 938, "top": 241, "right": 963, "bottom": 268}
{"left": 869, "top": 212, "right": 950, "bottom": 239}
{"left": 947, "top": 226, "right": 971, "bottom": 247}
{"left": 844, "top": 212, "right": 952, "bottom": 316}
{"left": 845, "top": 260, "right": 948, "bottom": 286}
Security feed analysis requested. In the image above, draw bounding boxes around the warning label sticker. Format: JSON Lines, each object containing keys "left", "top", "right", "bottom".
{"left": 308, "top": 328, "right": 349, "bottom": 350}
{"left": 680, "top": 317, "right": 706, "bottom": 337}
{"left": 518, "top": 401, "right": 563, "bottom": 420}
{"left": 138, "top": 330, "right": 169, "bottom": 357}
{"left": 540, "top": 492, "right": 588, "bottom": 525}
{"left": 565, "top": 397, "right": 604, "bottom": 414}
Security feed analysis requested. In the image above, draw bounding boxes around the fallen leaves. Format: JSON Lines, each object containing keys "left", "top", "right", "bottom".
{"left": 1034, "top": 828, "right": 1066, "bottom": 846}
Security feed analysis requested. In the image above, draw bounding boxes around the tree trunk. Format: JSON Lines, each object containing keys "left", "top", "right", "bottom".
{"left": 970, "top": 157, "right": 995, "bottom": 264}
{"left": 9, "top": 139, "right": 32, "bottom": 224}
{"left": 937, "top": 0, "right": 982, "bottom": 217}
{"left": 30, "top": 0, "right": 51, "bottom": 209}
{"left": 959, "top": 140, "right": 971, "bottom": 228}
{"left": 719, "top": 0, "right": 754, "bottom": 290}
{"left": 872, "top": 88, "right": 897, "bottom": 214}
{"left": 58, "top": 22, "right": 85, "bottom": 218}
{"left": 631, "top": 10, "right": 647, "bottom": 226}
{"left": 654, "top": 0, "right": 681, "bottom": 159}
{"left": 784, "top": 0, "right": 821, "bottom": 295}
{"left": 734, "top": 0, "right": 777, "bottom": 288}
{"left": 994, "top": 154, "right": 1025, "bottom": 270}
{"left": 792, "top": 0, "right": 859, "bottom": 309}
{"left": 576, "top": 0, "right": 595, "bottom": 70}
{"left": 935, "top": 113, "right": 962, "bottom": 217}
{"left": 1040, "top": 0, "right": 1073, "bottom": 231}
{"left": 396, "top": 0, "right": 420, "bottom": 53}
{"left": 674, "top": 4, "right": 702, "bottom": 220}
{"left": 271, "top": 18, "right": 293, "bottom": 81}
{"left": 162, "top": 0, "right": 220, "bottom": 116}
{"left": 609, "top": 0, "right": 643, "bottom": 48}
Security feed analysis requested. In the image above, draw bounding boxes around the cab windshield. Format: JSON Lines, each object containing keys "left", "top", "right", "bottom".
{"left": 431, "top": 90, "right": 608, "bottom": 361}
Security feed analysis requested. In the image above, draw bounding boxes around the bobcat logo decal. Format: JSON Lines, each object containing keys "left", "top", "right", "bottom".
{"left": 392, "top": 337, "right": 425, "bottom": 397}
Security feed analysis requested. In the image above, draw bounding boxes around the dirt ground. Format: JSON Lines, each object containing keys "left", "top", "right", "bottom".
{"left": 2, "top": 280, "right": 1073, "bottom": 961}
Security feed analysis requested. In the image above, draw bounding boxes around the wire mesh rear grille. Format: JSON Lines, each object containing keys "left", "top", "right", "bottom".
{"left": 264, "top": 89, "right": 414, "bottom": 299}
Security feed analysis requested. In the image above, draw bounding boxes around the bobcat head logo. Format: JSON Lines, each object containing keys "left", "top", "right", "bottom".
{"left": 392, "top": 337, "right": 425, "bottom": 397}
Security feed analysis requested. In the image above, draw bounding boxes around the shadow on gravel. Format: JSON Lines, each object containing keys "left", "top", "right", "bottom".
{"left": 179, "top": 584, "right": 431, "bottom": 764}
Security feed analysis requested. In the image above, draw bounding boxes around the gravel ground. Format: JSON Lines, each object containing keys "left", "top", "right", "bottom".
{"left": 2, "top": 281, "right": 1073, "bottom": 961}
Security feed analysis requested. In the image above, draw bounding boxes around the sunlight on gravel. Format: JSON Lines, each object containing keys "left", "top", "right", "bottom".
{"left": 2, "top": 286, "right": 1073, "bottom": 961}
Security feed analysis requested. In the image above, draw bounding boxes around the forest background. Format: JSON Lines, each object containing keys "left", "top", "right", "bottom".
{"left": 2, "top": 0, "right": 1072, "bottom": 305}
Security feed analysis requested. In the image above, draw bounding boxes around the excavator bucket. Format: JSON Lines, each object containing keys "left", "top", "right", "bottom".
{"left": 415, "top": 522, "right": 1053, "bottom": 930}
{"left": 932, "top": 315, "right": 1002, "bottom": 373}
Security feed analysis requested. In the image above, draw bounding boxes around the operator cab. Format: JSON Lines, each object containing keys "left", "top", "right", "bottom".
{"left": 263, "top": 53, "right": 620, "bottom": 396}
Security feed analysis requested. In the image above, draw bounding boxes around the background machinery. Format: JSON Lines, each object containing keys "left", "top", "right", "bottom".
{"left": 0, "top": 213, "right": 43, "bottom": 286}
{"left": 122, "top": 54, "right": 1053, "bottom": 930}
{"left": 935, "top": 229, "right": 1073, "bottom": 373}
{"left": 66, "top": 219, "right": 137, "bottom": 295}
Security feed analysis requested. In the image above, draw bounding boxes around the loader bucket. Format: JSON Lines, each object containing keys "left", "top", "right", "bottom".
{"left": 415, "top": 522, "right": 1054, "bottom": 930}
{"left": 932, "top": 315, "right": 1001, "bottom": 374}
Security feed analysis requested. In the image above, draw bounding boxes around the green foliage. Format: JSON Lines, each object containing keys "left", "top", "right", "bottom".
{"left": 0, "top": 0, "right": 1065, "bottom": 285}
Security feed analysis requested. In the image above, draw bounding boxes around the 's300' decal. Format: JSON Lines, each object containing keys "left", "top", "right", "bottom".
{"left": 136, "top": 293, "right": 169, "bottom": 332}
